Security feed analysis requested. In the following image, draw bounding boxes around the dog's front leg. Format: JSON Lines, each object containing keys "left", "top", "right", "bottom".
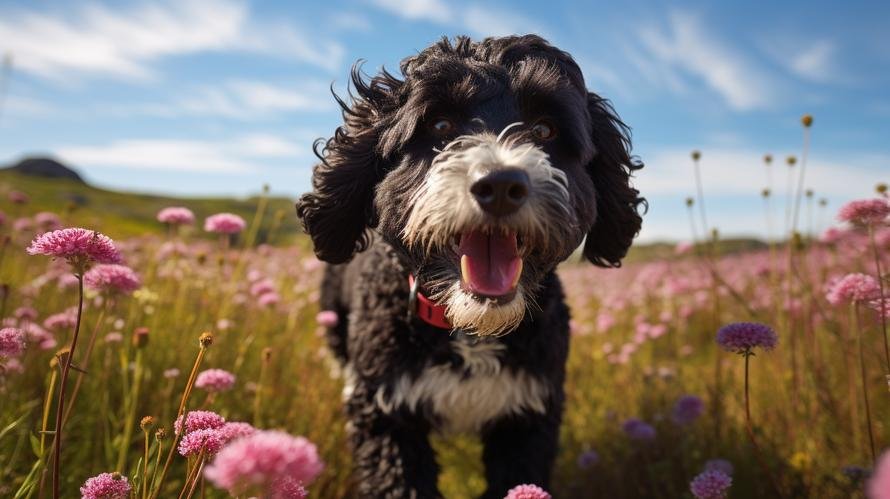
{"left": 346, "top": 381, "right": 441, "bottom": 499}
{"left": 480, "top": 411, "right": 561, "bottom": 499}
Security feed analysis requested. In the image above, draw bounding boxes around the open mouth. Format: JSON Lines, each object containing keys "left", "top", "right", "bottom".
{"left": 455, "top": 229, "right": 523, "bottom": 300}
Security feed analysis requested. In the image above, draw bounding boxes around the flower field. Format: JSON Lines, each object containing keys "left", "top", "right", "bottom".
{"left": 1, "top": 162, "right": 889, "bottom": 497}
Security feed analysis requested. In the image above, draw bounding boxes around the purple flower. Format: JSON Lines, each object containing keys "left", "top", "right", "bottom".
{"left": 80, "top": 472, "right": 131, "bottom": 499}
{"left": 716, "top": 322, "right": 778, "bottom": 354}
{"left": 576, "top": 449, "right": 599, "bottom": 469}
{"left": 672, "top": 395, "right": 704, "bottom": 425}
{"left": 622, "top": 418, "right": 656, "bottom": 442}
{"left": 690, "top": 469, "right": 732, "bottom": 499}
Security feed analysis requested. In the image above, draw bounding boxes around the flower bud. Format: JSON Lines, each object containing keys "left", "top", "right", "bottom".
{"left": 199, "top": 332, "right": 214, "bottom": 348}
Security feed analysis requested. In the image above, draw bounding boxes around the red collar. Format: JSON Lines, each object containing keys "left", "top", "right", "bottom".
{"left": 408, "top": 274, "right": 452, "bottom": 330}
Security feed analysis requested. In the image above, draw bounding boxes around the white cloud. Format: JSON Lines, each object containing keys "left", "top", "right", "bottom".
{"left": 153, "top": 80, "right": 333, "bottom": 119}
{"left": 330, "top": 12, "right": 373, "bottom": 32}
{"left": 370, "top": 0, "right": 453, "bottom": 24}
{"left": 0, "top": 0, "right": 343, "bottom": 82}
{"left": 55, "top": 132, "right": 310, "bottom": 173}
{"left": 369, "top": 0, "right": 543, "bottom": 39}
{"left": 635, "top": 10, "right": 775, "bottom": 111}
{"left": 760, "top": 37, "right": 846, "bottom": 84}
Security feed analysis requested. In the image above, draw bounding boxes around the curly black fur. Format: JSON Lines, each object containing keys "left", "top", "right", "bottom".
{"left": 298, "top": 34, "right": 644, "bottom": 498}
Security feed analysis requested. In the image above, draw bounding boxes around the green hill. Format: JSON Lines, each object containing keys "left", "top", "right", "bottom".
{"left": 0, "top": 168, "right": 300, "bottom": 243}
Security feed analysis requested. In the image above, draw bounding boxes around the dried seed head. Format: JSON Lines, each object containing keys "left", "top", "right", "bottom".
{"left": 786, "top": 156, "right": 797, "bottom": 166}
{"left": 877, "top": 183, "right": 888, "bottom": 195}
{"left": 155, "top": 427, "right": 167, "bottom": 441}
{"left": 761, "top": 188, "right": 771, "bottom": 198}
{"left": 685, "top": 197, "right": 695, "bottom": 207}
{"left": 801, "top": 114, "right": 813, "bottom": 127}
{"left": 763, "top": 154, "right": 773, "bottom": 165}
{"left": 262, "top": 347, "right": 273, "bottom": 362}
{"left": 819, "top": 198, "right": 828, "bottom": 207}
{"left": 691, "top": 150, "right": 701, "bottom": 161}
{"left": 805, "top": 189, "right": 814, "bottom": 198}
{"left": 140, "top": 416, "right": 155, "bottom": 431}
{"left": 132, "top": 327, "right": 149, "bottom": 349}
{"left": 199, "top": 332, "right": 214, "bottom": 348}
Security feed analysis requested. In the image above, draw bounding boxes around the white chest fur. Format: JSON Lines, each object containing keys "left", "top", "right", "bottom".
{"left": 373, "top": 339, "right": 549, "bottom": 433}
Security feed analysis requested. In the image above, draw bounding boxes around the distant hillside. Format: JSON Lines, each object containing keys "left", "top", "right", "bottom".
{"left": 0, "top": 167, "right": 300, "bottom": 243}
{"left": 3, "top": 156, "right": 86, "bottom": 183}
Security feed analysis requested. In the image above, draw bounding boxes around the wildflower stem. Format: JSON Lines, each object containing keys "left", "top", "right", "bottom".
{"left": 743, "top": 351, "right": 785, "bottom": 498}
{"left": 50, "top": 272, "right": 84, "bottom": 499}
{"left": 868, "top": 225, "right": 890, "bottom": 375}
{"left": 151, "top": 342, "right": 207, "bottom": 499}
{"left": 142, "top": 429, "right": 150, "bottom": 499}
{"left": 62, "top": 304, "right": 107, "bottom": 427}
{"left": 853, "top": 304, "right": 877, "bottom": 463}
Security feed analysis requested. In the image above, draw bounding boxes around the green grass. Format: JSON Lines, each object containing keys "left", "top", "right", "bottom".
{"left": 0, "top": 175, "right": 885, "bottom": 498}
{"left": 0, "top": 171, "right": 300, "bottom": 243}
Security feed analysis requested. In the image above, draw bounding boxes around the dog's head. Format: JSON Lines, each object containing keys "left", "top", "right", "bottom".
{"left": 297, "top": 35, "right": 644, "bottom": 336}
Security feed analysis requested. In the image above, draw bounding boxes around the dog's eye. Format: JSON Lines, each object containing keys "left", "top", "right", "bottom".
{"left": 531, "top": 120, "right": 556, "bottom": 141}
{"left": 430, "top": 118, "right": 455, "bottom": 136}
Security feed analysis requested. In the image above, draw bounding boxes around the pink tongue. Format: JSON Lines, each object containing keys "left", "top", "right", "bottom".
{"left": 459, "top": 230, "right": 522, "bottom": 297}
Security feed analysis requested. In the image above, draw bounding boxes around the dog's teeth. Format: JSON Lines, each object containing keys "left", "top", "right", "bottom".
{"left": 512, "top": 259, "right": 523, "bottom": 288}
{"left": 460, "top": 254, "right": 471, "bottom": 283}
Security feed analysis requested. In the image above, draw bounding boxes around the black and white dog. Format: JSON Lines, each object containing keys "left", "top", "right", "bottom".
{"left": 296, "top": 35, "right": 644, "bottom": 498}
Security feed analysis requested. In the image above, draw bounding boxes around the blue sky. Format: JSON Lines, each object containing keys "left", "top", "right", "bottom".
{"left": 0, "top": 0, "right": 888, "bottom": 241}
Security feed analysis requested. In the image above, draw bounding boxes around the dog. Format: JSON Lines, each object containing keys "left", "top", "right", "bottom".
{"left": 296, "top": 35, "right": 644, "bottom": 498}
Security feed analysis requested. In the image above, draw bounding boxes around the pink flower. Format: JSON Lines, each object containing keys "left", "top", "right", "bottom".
{"left": 622, "top": 418, "right": 656, "bottom": 441}
{"left": 27, "top": 228, "right": 122, "bottom": 269}
{"left": 34, "top": 212, "right": 62, "bottom": 231}
{"left": 270, "top": 477, "right": 308, "bottom": 498}
{"left": 316, "top": 310, "right": 339, "bottom": 328}
{"left": 504, "top": 484, "right": 551, "bottom": 499}
{"left": 44, "top": 308, "right": 77, "bottom": 331}
{"left": 164, "top": 368, "right": 181, "bottom": 379}
{"left": 204, "top": 430, "right": 324, "bottom": 496}
{"left": 84, "top": 264, "right": 141, "bottom": 295}
{"left": 0, "top": 327, "right": 25, "bottom": 358}
{"left": 690, "top": 469, "right": 732, "bottom": 499}
{"left": 174, "top": 410, "right": 225, "bottom": 436}
{"left": 157, "top": 207, "right": 195, "bottom": 225}
{"left": 257, "top": 292, "right": 280, "bottom": 308}
{"left": 218, "top": 422, "right": 257, "bottom": 444}
{"left": 838, "top": 198, "right": 890, "bottom": 225}
{"left": 716, "top": 322, "right": 778, "bottom": 353}
{"left": 8, "top": 190, "right": 29, "bottom": 204}
{"left": 195, "top": 369, "right": 236, "bottom": 392}
{"left": 250, "top": 278, "right": 276, "bottom": 296}
{"left": 819, "top": 227, "right": 846, "bottom": 245}
{"left": 178, "top": 428, "right": 224, "bottom": 456}
{"left": 80, "top": 472, "right": 131, "bottom": 499}
{"left": 104, "top": 332, "right": 123, "bottom": 343}
{"left": 826, "top": 273, "right": 881, "bottom": 305}
{"left": 204, "top": 213, "right": 246, "bottom": 234}
{"left": 672, "top": 395, "right": 704, "bottom": 425}
{"left": 14, "top": 306, "right": 38, "bottom": 321}
{"left": 674, "top": 241, "right": 693, "bottom": 255}
{"left": 869, "top": 450, "right": 890, "bottom": 499}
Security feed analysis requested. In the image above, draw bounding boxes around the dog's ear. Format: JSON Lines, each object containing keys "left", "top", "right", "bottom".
{"left": 582, "top": 92, "right": 646, "bottom": 267}
{"left": 296, "top": 65, "right": 400, "bottom": 264}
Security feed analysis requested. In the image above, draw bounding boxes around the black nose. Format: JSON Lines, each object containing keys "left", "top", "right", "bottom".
{"left": 470, "top": 168, "right": 530, "bottom": 217}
